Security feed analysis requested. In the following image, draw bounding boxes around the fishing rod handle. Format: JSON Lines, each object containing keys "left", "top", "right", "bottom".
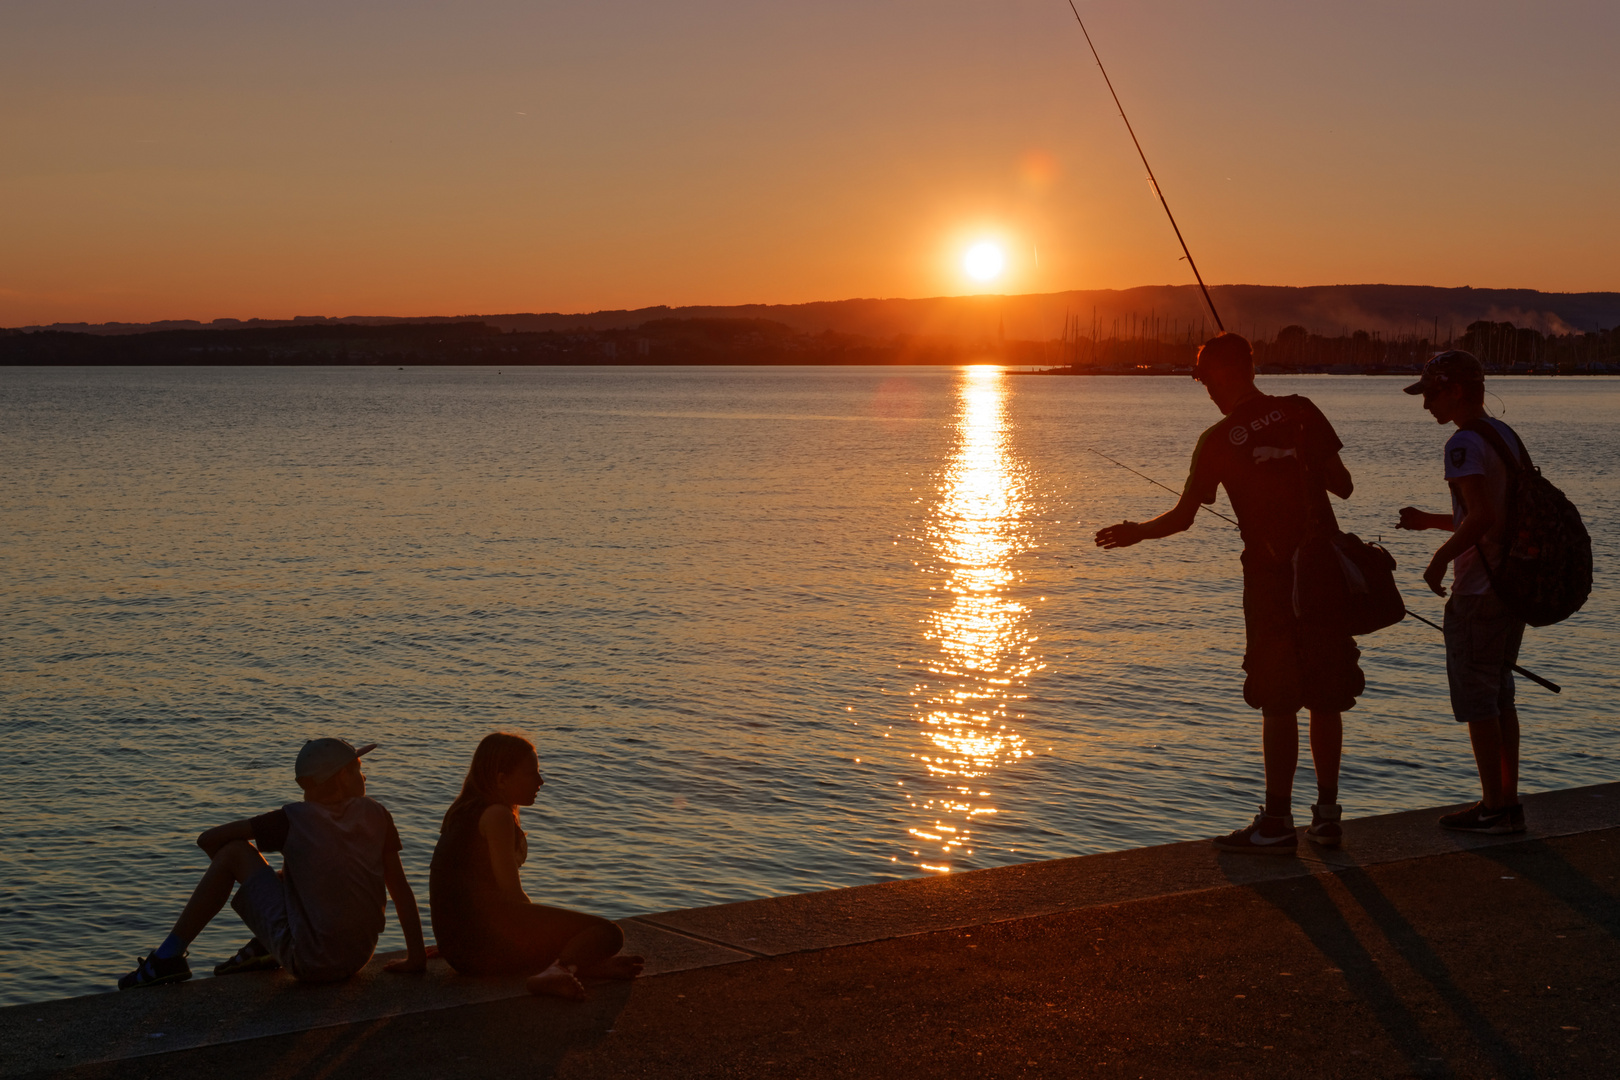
{"left": 1512, "top": 664, "right": 1561, "bottom": 694}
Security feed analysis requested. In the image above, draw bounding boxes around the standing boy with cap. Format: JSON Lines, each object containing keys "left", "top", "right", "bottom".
{"left": 1397, "top": 350, "right": 1528, "bottom": 834}
{"left": 1096, "top": 333, "right": 1364, "bottom": 855}
{"left": 119, "top": 738, "right": 428, "bottom": 988}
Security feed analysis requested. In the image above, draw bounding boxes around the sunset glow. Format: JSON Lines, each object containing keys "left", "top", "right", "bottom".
{"left": 906, "top": 364, "right": 1042, "bottom": 871}
{"left": 1, "top": 5, "right": 1614, "bottom": 325}
{"left": 963, "top": 243, "right": 1006, "bottom": 283}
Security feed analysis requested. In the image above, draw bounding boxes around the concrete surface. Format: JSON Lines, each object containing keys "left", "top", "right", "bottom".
{"left": 4, "top": 783, "right": 1618, "bottom": 1079}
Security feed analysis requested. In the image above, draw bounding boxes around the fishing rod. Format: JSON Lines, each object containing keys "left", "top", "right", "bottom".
{"left": 1402, "top": 607, "right": 1561, "bottom": 695}
{"left": 1088, "top": 448, "right": 1236, "bottom": 526}
{"left": 1063, "top": 1, "right": 1224, "bottom": 332}
{"left": 1090, "top": 449, "right": 1563, "bottom": 694}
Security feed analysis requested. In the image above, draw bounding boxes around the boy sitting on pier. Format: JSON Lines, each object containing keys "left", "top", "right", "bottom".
{"left": 118, "top": 738, "right": 428, "bottom": 988}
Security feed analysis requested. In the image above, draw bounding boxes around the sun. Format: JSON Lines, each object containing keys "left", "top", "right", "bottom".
{"left": 963, "top": 242, "right": 1005, "bottom": 283}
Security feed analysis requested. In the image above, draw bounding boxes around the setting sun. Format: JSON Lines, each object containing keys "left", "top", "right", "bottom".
{"left": 963, "top": 242, "right": 1005, "bottom": 283}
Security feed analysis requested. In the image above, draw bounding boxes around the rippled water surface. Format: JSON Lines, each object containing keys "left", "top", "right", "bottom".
{"left": 3, "top": 365, "right": 1616, "bottom": 1004}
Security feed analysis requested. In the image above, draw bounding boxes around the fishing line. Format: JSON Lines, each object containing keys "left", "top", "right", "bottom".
{"left": 1087, "top": 448, "right": 1236, "bottom": 526}
{"left": 1063, "top": 1, "right": 1224, "bottom": 331}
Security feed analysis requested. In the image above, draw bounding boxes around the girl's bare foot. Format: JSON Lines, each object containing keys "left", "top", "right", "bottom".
{"left": 579, "top": 953, "right": 645, "bottom": 980}
{"left": 525, "top": 963, "right": 587, "bottom": 1000}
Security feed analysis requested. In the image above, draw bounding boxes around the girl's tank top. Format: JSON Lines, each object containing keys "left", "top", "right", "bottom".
{"left": 428, "top": 800, "right": 515, "bottom": 961}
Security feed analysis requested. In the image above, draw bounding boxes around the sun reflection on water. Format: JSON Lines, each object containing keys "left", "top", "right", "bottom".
{"left": 904, "top": 365, "right": 1042, "bottom": 871}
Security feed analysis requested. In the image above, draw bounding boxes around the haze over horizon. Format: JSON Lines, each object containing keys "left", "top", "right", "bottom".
{"left": 4, "top": 0, "right": 1616, "bottom": 326}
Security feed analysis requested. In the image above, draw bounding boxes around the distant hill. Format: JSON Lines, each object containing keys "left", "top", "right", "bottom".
{"left": 11, "top": 284, "right": 1618, "bottom": 343}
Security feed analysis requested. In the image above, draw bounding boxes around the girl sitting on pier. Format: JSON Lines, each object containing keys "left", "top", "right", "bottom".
{"left": 429, "top": 732, "right": 643, "bottom": 998}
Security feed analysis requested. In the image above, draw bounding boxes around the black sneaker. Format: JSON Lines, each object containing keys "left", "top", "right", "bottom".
{"left": 118, "top": 952, "right": 191, "bottom": 990}
{"left": 1438, "top": 801, "right": 1513, "bottom": 834}
{"left": 1506, "top": 804, "right": 1526, "bottom": 834}
{"left": 1306, "top": 803, "right": 1343, "bottom": 848}
{"left": 1213, "top": 807, "right": 1298, "bottom": 856}
{"left": 214, "top": 938, "right": 281, "bottom": 977}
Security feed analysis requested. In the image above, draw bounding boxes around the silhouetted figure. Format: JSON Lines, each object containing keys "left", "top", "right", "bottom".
{"left": 429, "top": 733, "right": 644, "bottom": 998}
{"left": 1095, "top": 333, "right": 1363, "bottom": 855}
{"left": 118, "top": 738, "right": 428, "bottom": 989}
{"left": 1397, "top": 351, "right": 1527, "bottom": 834}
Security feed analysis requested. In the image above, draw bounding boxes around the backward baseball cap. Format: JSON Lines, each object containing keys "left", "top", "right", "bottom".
{"left": 1403, "top": 350, "right": 1484, "bottom": 395}
{"left": 295, "top": 737, "right": 377, "bottom": 782}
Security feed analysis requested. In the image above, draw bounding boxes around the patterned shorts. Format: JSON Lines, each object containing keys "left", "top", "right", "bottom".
{"left": 1443, "top": 592, "right": 1525, "bottom": 724}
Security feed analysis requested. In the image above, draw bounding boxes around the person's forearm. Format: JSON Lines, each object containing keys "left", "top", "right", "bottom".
{"left": 1097, "top": 489, "right": 1201, "bottom": 550}
{"left": 197, "top": 820, "right": 253, "bottom": 857}
{"left": 1434, "top": 509, "right": 1492, "bottom": 567}
{"left": 1133, "top": 491, "right": 1202, "bottom": 540}
{"left": 394, "top": 893, "right": 427, "bottom": 958}
{"left": 1136, "top": 506, "right": 1191, "bottom": 540}
{"left": 1398, "top": 507, "right": 1454, "bottom": 532}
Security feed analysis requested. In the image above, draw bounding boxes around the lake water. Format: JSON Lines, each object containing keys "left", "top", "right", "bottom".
{"left": 2, "top": 365, "right": 1616, "bottom": 1006}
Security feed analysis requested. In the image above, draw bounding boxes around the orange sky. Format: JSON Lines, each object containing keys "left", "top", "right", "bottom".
{"left": 2, "top": 0, "right": 1617, "bottom": 326}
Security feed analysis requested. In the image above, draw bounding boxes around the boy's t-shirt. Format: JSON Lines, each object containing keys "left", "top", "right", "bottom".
{"left": 1444, "top": 417, "right": 1521, "bottom": 597}
{"left": 1185, "top": 393, "right": 1343, "bottom": 565}
{"left": 250, "top": 796, "right": 401, "bottom": 979}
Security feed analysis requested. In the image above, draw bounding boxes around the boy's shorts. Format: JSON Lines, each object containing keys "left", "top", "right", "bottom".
{"left": 1444, "top": 592, "right": 1525, "bottom": 724}
{"left": 1241, "top": 555, "right": 1364, "bottom": 714}
{"left": 230, "top": 866, "right": 299, "bottom": 975}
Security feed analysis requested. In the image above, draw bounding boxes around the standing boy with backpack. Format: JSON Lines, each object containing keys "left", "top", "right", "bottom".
{"left": 1398, "top": 351, "right": 1530, "bottom": 833}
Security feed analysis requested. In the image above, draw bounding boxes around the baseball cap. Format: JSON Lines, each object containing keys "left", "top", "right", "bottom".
{"left": 295, "top": 737, "right": 377, "bottom": 782}
{"left": 1403, "top": 350, "right": 1484, "bottom": 395}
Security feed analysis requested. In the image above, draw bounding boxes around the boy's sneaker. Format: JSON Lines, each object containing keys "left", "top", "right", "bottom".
{"left": 1507, "top": 804, "right": 1527, "bottom": 834}
{"left": 118, "top": 952, "right": 191, "bottom": 990}
{"left": 214, "top": 938, "right": 281, "bottom": 977}
{"left": 1306, "top": 803, "right": 1343, "bottom": 848}
{"left": 1438, "top": 801, "right": 1514, "bottom": 834}
{"left": 1213, "top": 807, "right": 1297, "bottom": 856}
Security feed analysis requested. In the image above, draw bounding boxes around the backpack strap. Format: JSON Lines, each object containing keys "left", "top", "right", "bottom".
{"left": 1461, "top": 419, "right": 1531, "bottom": 473}
{"left": 1458, "top": 419, "right": 1528, "bottom": 591}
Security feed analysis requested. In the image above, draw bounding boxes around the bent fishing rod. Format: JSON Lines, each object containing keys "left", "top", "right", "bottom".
{"left": 1089, "top": 450, "right": 1562, "bottom": 694}
{"left": 1064, "top": 1, "right": 1224, "bottom": 332}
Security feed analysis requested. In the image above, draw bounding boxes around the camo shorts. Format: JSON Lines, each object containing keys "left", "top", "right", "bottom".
{"left": 1241, "top": 555, "right": 1364, "bottom": 715}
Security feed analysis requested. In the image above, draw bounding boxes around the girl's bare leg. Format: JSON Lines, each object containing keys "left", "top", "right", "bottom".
{"left": 525, "top": 915, "right": 642, "bottom": 997}
{"left": 525, "top": 964, "right": 588, "bottom": 1000}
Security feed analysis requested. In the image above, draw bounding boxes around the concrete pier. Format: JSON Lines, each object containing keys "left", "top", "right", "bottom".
{"left": 5, "top": 783, "right": 1618, "bottom": 1079}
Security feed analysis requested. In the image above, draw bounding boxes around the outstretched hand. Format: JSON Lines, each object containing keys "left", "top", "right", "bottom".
{"left": 1398, "top": 506, "right": 1452, "bottom": 531}
{"left": 1095, "top": 521, "right": 1144, "bottom": 550}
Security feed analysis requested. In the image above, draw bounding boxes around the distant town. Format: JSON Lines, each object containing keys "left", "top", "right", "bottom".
{"left": 1029, "top": 318, "right": 1620, "bottom": 376}
{"left": 5, "top": 284, "right": 1618, "bottom": 374}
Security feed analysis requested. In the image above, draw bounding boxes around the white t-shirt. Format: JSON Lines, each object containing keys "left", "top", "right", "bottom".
{"left": 251, "top": 796, "right": 401, "bottom": 980}
{"left": 1444, "top": 418, "right": 1522, "bottom": 596}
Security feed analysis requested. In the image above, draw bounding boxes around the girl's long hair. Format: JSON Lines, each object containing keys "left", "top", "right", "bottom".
{"left": 442, "top": 732, "right": 536, "bottom": 829}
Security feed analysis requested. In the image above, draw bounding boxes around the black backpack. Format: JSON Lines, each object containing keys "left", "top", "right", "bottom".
{"left": 1462, "top": 420, "right": 1592, "bottom": 627}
